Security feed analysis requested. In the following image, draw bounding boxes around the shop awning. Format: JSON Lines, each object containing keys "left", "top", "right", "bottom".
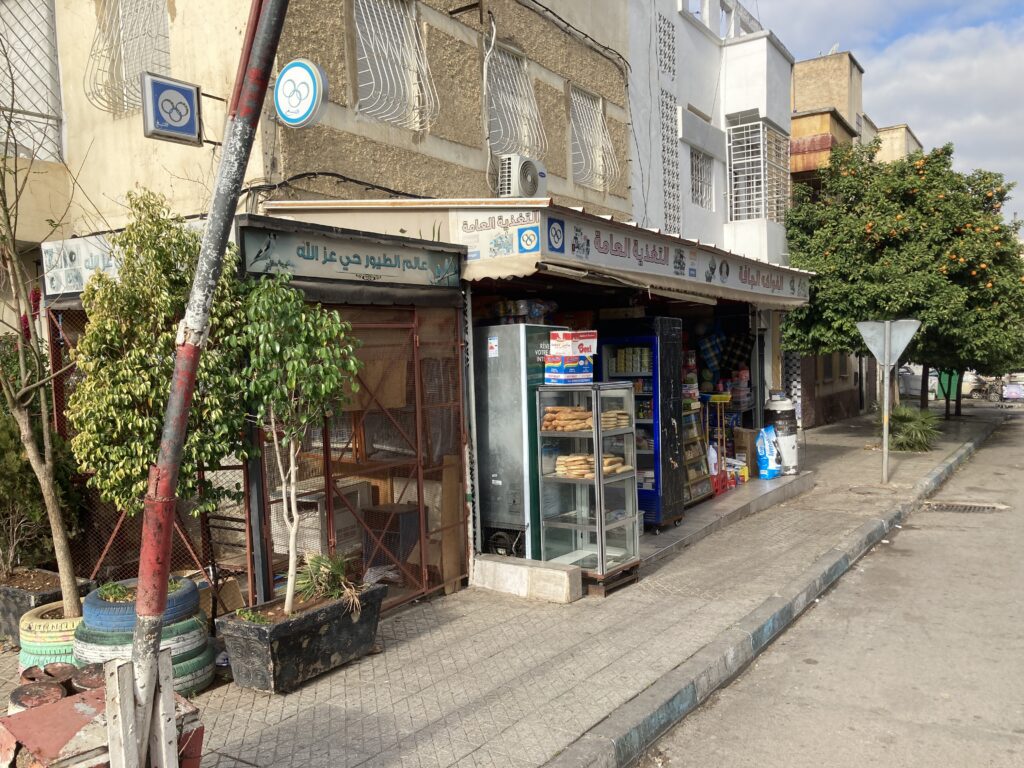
{"left": 262, "top": 198, "right": 814, "bottom": 310}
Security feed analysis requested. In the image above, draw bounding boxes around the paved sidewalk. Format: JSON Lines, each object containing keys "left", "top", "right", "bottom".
{"left": 0, "top": 410, "right": 1002, "bottom": 767}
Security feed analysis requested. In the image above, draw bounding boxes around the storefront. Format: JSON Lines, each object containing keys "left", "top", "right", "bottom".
{"left": 262, "top": 199, "right": 811, "bottom": 587}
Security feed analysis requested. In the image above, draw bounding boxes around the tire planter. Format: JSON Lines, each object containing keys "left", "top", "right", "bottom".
{"left": 173, "top": 645, "right": 217, "bottom": 696}
{"left": 1, "top": 573, "right": 93, "bottom": 646}
{"left": 17, "top": 601, "right": 84, "bottom": 673}
{"left": 216, "top": 584, "right": 387, "bottom": 694}
{"left": 82, "top": 577, "right": 199, "bottom": 631}
{"left": 73, "top": 619, "right": 208, "bottom": 665}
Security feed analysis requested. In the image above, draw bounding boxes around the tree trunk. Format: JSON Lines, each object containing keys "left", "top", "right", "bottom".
{"left": 283, "top": 440, "right": 299, "bottom": 615}
{"left": 919, "top": 364, "right": 931, "bottom": 410}
{"left": 944, "top": 371, "right": 952, "bottom": 420}
{"left": 10, "top": 405, "right": 81, "bottom": 618}
{"left": 954, "top": 369, "right": 965, "bottom": 416}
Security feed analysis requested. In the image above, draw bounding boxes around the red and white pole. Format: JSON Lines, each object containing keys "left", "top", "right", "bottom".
{"left": 130, "top": 0, "right": 290, "bottom": 757}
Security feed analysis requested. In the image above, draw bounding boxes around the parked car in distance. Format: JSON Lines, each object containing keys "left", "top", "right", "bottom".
{"left": 961, "top": 371, "right": 991, "bottom": 399}
{"left": 898, "top": 365, "right": 937, "bottom": 397}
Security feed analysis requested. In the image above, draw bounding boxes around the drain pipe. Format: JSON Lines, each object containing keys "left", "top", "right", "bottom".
{"left": 129, "top": 0, "right": 290, "bottom": 758}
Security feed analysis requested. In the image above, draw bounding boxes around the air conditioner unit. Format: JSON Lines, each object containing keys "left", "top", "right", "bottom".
{"left": 498, "top": 154, "right": 547, "bottom": 198}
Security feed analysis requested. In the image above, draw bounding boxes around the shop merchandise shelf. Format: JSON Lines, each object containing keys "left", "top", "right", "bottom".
{"left": 599, "top": 321, "right": 686, "bottom": 529}
{"left": 682, "top": 409, "right": 713, "bottom": 507}
{"left": 537, "top": 383, "right": 640, "bottom": 579}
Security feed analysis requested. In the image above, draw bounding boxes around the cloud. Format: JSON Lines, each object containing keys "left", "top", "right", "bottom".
{"left": 754, "top": 1, "right": 1024, "bottom": 223}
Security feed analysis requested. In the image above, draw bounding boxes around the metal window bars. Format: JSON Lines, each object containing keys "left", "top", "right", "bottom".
{"left": 727, "top": 118, "right": 790, "bottom": 222}
{"left": 354, "top": 0, "right": 439, "bottom": 132}
{"left": 690, "top": 146, "right": 714, "bottom": 211}
{"left": 570, "top": 85, "right": 620, "bottom": 191}
{"left": 660, "top": 90, "right": 680, "bottom": 234}
{"left": 486, "top": 47, "right": 546, "bottom": 160}
{"left": 656, "top": 13, "right": 676, "bottom": 78}
{"left": 84, "top": 0, "right": 170, "bottom": 117}
{"left": 0, "top": 0, "right": 62, "bottom": 161}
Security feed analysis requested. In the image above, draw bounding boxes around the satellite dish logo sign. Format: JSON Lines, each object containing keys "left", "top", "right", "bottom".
{"left": 274, "top": 59, "right": 327, "bottom": 128}
{"left": 142, "top": 72, "right": 202, "bottom": 146}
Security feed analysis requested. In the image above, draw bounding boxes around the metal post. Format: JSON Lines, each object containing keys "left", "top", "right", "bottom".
{"left": 129, "top": 0, "right": 289, "bottom": 758}
{"left": 881, "top": 320, "right": 891, "bottom": 484}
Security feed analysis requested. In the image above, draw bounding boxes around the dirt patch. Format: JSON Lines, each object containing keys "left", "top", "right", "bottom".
{"left": 0, "top": 569, "right": 60, "bottom": 592}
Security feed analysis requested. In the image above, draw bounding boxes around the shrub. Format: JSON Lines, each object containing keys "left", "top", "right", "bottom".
{"left": 881, "top": 405, "right": 941, "bottom": 452}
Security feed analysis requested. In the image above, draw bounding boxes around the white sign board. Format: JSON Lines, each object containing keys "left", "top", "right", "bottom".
{"left": 41, "top": 235, "right": 117, "bottom": 302}
{"left": 274, "top": 59, "right": 327, "bottom": 128}
{"left": 857, "top": 319, "right": 921, "bottom": 366}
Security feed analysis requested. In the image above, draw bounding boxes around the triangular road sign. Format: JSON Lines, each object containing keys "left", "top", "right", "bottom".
{"left": 856, "top": 319, "right": 921, "bottom": 366}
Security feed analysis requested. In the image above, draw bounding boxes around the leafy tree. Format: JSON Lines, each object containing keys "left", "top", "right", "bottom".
{"left": 783, "top": 142, "right": 1024, "bottom": 399}
{"left": 68, "top": 192, "right": 248, "bottom": 517}
{"left": 242, "top": 274, "right": 360, "bottom": 615}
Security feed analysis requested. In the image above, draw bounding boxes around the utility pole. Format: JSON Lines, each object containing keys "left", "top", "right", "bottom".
{"left": 129, "top": 0, "right": 290, "bottom": 758}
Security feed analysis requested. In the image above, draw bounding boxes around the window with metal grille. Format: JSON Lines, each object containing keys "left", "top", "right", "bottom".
{"left": 690, "top": 147, "right": 714, "bottom": 211}
{"left": 727, "top": 118, "right": 789, "bottom": 222}
{"left": 486, "top": 47, "right": 546, "bottom": 159}
{"left": 660, "top": 90, "right": 679, "bottom": 234}
{"left": 85, "top": 0, "right": 170, "bottom": 117}
{"left": 657, "top": 14, "right": 676, "bottom": 78}
{"left": 0, "top": 0, "right": 62, "bottom": 161}
{"left": 354, "top": 0, "right": 438, "bottom": 131}
{"left": 570, "top": 86, "right": 620, "bottom": 191}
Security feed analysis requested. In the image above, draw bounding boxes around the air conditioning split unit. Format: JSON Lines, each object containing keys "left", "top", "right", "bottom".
{"left": 498, "top": 153, "right": 547, "bottom": 198}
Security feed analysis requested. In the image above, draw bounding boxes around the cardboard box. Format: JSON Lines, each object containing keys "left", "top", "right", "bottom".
{"left": 549, "top": 330, "right": 597, "bottom": 356}
{"left": 732, "top": 427, "right": 758, "bottom": 476}
{"left": 544, "top": 355, "right": 594, "bottom": 384}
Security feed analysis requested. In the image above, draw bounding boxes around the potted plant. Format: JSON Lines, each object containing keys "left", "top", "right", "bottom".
{"left": 217, "top": 554, "right": 387, "bottom": 693}
{"left": 0, "top": 411, "right": 91, "bottom": 662}
{"left": 215, "top": 274, "right": 366, "bottom": 693}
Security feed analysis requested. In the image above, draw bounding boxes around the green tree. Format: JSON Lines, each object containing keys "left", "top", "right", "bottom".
{"left": 68, "top": 192, "right": 248, "bottom": 517}
{"left": 784, "top": 142, "right": 1024, "bottom": 392}
{"left": 242, "top": 274, "right": 360, "bottom": 615}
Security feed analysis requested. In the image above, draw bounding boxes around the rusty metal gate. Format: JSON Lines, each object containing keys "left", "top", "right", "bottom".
{"left": 259, "top": 304, "right": 468, "bottom": 611}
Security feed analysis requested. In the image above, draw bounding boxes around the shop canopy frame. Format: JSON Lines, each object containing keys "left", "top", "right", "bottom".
{"left": 262, "top": 198, "right": 814, "bottom": 310}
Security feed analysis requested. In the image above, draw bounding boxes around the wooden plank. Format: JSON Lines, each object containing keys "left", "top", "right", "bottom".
{"left": 105, "top": 660, "right": 139, "bottom": 768}
{"left": 149, "top": 650, "right": 179, "bottom": 768}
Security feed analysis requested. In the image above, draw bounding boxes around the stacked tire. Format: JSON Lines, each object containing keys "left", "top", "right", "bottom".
{"left": 72, "top": 577, "right": 215, "bottom": 696}
{"left": 18, "top": 603, "right": 82, "bottom": 672}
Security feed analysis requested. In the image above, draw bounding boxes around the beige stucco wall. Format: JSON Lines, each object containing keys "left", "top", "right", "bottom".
{"left": 792, "top": 53, "right": 863, "bottom": 127}
{"left": 275, "top": 0, "right": 630, "bottom": 216}
{"left": 5, "top": 159, "right": 72, "bottom": 243}
{"left": 876, "top": 125, "right": 923, "bottom": 163}
{"left": 52, "top": 0, "right": 267, "bottom": 234}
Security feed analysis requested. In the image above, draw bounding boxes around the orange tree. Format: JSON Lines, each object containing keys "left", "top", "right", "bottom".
{"left": 783, "top": 141, "right": 1024, "bottom": 412}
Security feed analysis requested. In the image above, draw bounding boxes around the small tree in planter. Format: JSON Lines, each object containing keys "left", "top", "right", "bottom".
{"left": 241, "top": 274, "right": 360, "bottom": 614}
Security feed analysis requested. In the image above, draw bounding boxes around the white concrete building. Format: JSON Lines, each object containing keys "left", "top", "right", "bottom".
{"left": 628, "top": 0, "right": 795, "bottom": 266}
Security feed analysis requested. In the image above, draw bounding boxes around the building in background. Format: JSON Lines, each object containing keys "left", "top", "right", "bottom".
{"left": 787, "top": 50, "right": 923, "bottom": 427}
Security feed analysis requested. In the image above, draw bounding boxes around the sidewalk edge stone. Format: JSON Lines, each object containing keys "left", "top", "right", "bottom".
{"left": 542, "top": 417, "right": 1003, "bottom": 768}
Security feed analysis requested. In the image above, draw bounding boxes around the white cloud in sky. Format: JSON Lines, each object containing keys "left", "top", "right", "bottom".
{"left": 754, "top": 1, "right": 1024, "bottom": 223}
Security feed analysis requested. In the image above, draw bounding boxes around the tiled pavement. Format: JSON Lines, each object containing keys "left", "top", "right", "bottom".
{"left": 1, "top": 411, "right": 1002, "bottom": 768}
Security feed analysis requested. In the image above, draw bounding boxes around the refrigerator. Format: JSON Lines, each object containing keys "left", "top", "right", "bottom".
{"left": 473, "top": 323, "right": 565, "bottom": 559}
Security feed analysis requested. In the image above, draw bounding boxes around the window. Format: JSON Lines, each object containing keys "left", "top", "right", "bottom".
{"left": 354, "top": 0, "right": 438, "bottom": 131}
{"left": 570, "top": 86, "right": 620, "bottom": 191}
{"left": 84, "top": 0, "right": 170, "bottom": 116}
{"left": 0, "top": 0, "right": 62, "bottom": 160}
{"left": 660, "top": 91, "right": 680, "bottom": 234}
{"left": 727, "top": 116, "right": 790, "bottom": 222}
{"left": 486, "top": 47, "right": 546, "bottom": 159}
{"left": 657, "top": 14, "right": 676, "bottom": 78}
{"left": 839, "top": 353, "right": 850, "bottom": 378}
{"left": 690, "top": 147, "right": 714, "bottom": 211}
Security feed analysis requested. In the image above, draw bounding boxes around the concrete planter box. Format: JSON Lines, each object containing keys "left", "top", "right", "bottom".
{"left": 0, "top": 571, "right": 94, "bottom": 645}
{"left": 216, "top": 584, "right": 386, "bottom": 694}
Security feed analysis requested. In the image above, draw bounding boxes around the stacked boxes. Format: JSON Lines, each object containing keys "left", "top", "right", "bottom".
{"left": 545, "top": 330, "right": 596, "bottom": 384}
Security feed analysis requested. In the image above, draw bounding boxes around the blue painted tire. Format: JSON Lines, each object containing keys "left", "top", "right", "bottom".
{"left": 82, "top": 578, "right": 199, "bottom": 632}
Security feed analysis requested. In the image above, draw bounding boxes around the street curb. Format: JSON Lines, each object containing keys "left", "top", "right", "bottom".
{"left": 543, "top": 417, "right": 1004, "bottom": 768}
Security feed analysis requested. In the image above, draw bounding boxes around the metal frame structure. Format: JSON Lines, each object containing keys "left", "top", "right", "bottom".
{"left": 486, "top": 46, "right": 547, "bottom": 160}
{"left": 569, "top": 84, "right": 620, "bottom": 191}
{"left": 84, "top": 0, "right": 171, "bottom": 116}
{"left": 353, "top": 0, "right": 439, "bottom": 131}
{"left": 0, "top": 0, "right": 63, "bottom": 161}
{"left": 690, "top": 146, "right": 714, "bottom": 211}
{"left": 727, "top": 117, "right": 790, "bottom": 222}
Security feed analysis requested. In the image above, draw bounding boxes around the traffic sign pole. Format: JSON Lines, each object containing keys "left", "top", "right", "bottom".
{"left": 882, "top": 320, "right": 891, "bottom": 484}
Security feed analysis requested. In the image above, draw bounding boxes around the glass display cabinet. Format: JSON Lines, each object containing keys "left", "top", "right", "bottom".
{"left": 536, "top": 382, "right": 640, "bottom": 579}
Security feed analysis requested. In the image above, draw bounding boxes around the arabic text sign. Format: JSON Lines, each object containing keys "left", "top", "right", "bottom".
{"left": 242, "top": 228, "right": 460, "bottom": 288}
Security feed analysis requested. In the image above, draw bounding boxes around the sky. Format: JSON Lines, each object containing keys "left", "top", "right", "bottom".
{"left": 752, "top": 0, "right": 1024, "bottom": 224}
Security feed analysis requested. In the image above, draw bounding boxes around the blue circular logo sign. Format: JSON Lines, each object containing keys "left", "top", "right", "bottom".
{"left": 274, "top": 59, "right": 327, "bottom": 128}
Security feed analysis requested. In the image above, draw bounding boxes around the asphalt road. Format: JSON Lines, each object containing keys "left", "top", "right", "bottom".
{"left": 640, "top": 414, "right": 1024, "bottom": 768}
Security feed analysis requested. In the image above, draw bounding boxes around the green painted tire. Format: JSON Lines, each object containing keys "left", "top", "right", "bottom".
{"left": 74, "top": 612, "right": 207, "bottom": 646}
{"left": 172, "top": 644, "right": 214, "bottom": 679}
{"left": 17, "top": 649, "right": 76, "bottom": 673}
{"left": 172, "top": 646, "right": 215, "bottom": 696}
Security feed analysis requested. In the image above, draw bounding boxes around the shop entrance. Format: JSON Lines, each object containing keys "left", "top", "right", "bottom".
{"left": 260, "top": 305, "right": 468, "bottom": 612}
